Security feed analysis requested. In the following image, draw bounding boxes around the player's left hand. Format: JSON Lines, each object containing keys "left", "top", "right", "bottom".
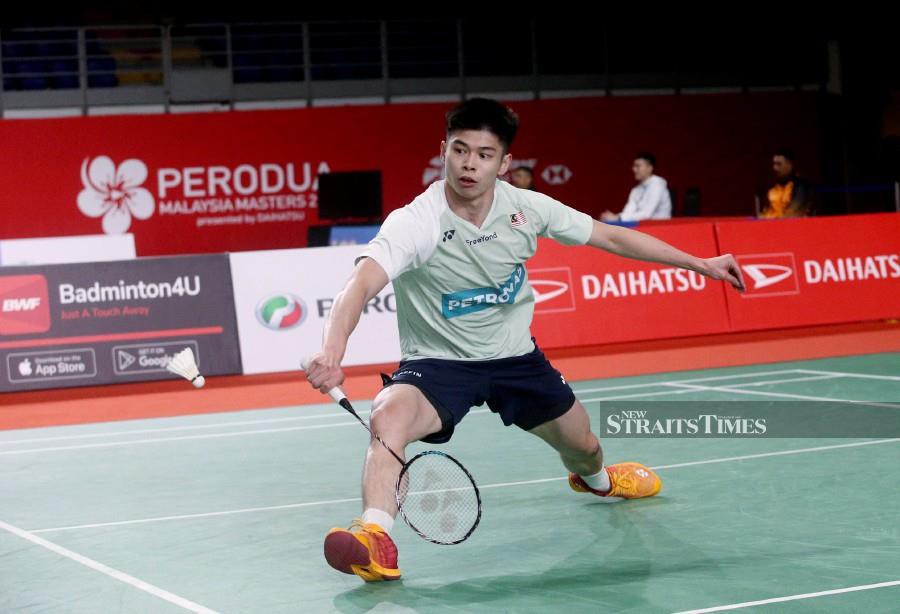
{"left": 701, "top": 254, "right": 745, "bottom": 291}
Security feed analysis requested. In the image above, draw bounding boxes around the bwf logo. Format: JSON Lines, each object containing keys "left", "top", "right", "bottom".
{"left": 0, "top": 275, "right": 50, "bottom": 335}
{"left": 3, "top": 297, "right": 40, "bottom": 312}
{"left": 78, "top": 156, "right": 155, "bottom": 234}
{"left": 736, "top": 253, "right": 800, "bottom": 298}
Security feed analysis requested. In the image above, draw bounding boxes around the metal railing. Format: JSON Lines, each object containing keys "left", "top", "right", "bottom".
{"left": 0, "top": 20, "right": 830, "bottom": 113}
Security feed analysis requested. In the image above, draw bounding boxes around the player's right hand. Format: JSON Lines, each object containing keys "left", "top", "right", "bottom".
{"left": 304, "top": 350, "right": 346, "bottom": 394}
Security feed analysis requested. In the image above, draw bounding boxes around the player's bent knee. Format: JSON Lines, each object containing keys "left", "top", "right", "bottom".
{"left": 369, "top": 402, "right": 420, "bottom": 445}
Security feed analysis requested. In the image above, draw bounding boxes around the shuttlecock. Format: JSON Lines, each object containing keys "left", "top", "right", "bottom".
{"left": 166, "top": 348, "right": 205, "bottom": 388}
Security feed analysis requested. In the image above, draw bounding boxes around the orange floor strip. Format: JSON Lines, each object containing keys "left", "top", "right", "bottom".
{"left": 2, "top": 320, "right": 898, "bottom": 431}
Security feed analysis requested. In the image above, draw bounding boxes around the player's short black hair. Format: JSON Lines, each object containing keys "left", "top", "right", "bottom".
{"left": 446, "top": 98, "right": 519, "bottom": 151}
{"left": 512, "top": 165, "right": 533, "bottom": 176}
{"left": 774, "top": 149, "right": 796, "bottom": 162}
{"left": 635, "top": 152, "right": 657, "bottom": 167}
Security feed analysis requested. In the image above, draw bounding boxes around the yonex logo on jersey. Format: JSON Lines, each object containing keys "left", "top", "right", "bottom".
{"left": 441, "top": 264, "right": 526, "bottom": 319}
{"left": 442, "top": 230, "right": 456, "bottom": 242}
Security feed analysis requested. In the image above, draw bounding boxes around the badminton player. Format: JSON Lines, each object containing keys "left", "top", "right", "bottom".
{"left": 305, "top": 98, "right": 745, "bottom": 581}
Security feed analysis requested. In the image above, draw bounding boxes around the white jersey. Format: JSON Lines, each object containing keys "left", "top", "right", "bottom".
{"left": 620, "top": 175, "right": 672, "bottom": 221}
{"left": 358, "top": 180, "right": 593, "bottom": 361}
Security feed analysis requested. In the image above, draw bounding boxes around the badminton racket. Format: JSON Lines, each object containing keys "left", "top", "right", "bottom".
{"left": 302, "top": 358, "right": 481, "bottom": 545}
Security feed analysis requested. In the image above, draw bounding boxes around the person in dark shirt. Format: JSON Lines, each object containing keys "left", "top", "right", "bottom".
{"left": 759, "top": 149, "right": 811, "bottom": 218}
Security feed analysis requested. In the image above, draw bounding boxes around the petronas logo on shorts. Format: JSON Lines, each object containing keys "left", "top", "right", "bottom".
{"left": 256, "top": 294, "right": 306, "bottom": 330}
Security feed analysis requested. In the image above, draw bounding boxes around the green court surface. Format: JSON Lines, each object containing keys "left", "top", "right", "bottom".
{"left": 1, "top": 353, "right": 899, "bottom": 613}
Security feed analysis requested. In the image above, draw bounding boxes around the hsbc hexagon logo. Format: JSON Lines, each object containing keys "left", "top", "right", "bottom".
{"left": 529, "top": 267, "right": 576, "bottom": 313}
{"left": 541, "top": 164, "right": 573, "bottom": 186}
{"left": 736, "top": 253, "right": 800, "bottom": 298}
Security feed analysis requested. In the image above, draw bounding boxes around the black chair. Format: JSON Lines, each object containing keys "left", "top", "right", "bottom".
{"left": 683, "top": 187, "right": 701, "bottom": 217}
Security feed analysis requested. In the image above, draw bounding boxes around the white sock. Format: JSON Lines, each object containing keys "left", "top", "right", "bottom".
{"left": 580, "top": 467, "right": 611, "bottom": 492}
{"left": 362, "top": 508, "right": 395, "bottom": 534}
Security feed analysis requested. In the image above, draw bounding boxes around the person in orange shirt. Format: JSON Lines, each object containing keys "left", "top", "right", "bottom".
{"left": 759, "top": 149, "right": 811, "bottom": 218}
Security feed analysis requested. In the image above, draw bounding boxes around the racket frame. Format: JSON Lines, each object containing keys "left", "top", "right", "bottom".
{"left": 396, "top": 449, "right": 483, "bottom": 545}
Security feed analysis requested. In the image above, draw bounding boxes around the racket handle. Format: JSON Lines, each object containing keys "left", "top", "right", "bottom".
{"left": 301, "top": 357, "right": 348, "bottom": 404}
{"left": 326, "top": 386, "right": 347, "bottom": 404}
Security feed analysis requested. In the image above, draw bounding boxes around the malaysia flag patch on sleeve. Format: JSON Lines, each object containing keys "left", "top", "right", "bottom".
{"left": 510, "top": 211, "right": 528, "bottom": 227}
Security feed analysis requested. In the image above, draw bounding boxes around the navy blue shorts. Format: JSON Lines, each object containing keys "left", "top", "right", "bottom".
{"left": 382, "top": 342, "right": 576, "bottom": 444}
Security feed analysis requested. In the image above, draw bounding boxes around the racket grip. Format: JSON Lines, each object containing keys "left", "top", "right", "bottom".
{"left": 301, "top": 357, "right": 348, "bottom": 404}
{"left": 326, "top": 386, "right": 347, "bottom": 404}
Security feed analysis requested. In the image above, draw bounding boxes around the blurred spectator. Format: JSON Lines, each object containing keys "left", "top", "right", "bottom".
{"left": 602, "top": 153, "right": 672, "bottom": 222}
{"left": 759, "top": 149, "right": 811, "bottom": 218}
{"left": 510, "top": 165, "right": 535, "bottom": 190}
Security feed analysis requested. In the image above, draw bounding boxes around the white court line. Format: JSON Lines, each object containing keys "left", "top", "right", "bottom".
{"left": 0, "top": 518, "right": 217, "bottom": 613}
{"left": 651, "top": 438, "right": 900, "bottom": 470}
{"left": 30, "top": 437, "right": 900, "bottom": 534}
{"left": 672, "top": 579, "right": 900, "bottom": 613}
{"left": 570, "top": 369, "right": 802, "bottom": 395}
{"left": 0, "top": 409, "right": 370, "bottom": 447}
{"left": 668, "top": 383, "right": 900, "bottom": 409}
{"left": 796, "top": 369, "right": 900, "bottom": 382}
{"left": 581, "top": 388, "right": 703, "bottom": 402}
{"left": 723, "top": 374, "right": 840, "bottom": 388}
{"left": 0, "top": 421, "right": 362, "bottom": 456}
{"left": 31, "top": 497, "right": 365, "bottom": 533}
{"left": 579, "top": 374, "right": 836, "bottom": 403}
{"left": 1, "top": 408, "right": 493, "bottom": 456}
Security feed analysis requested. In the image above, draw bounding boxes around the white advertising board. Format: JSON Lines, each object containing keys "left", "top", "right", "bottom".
{"left": 0, "top": 234, "right": 136, "bottom": 266}
{"left": 229, "top": 245, "right": 401, "bottom": 374}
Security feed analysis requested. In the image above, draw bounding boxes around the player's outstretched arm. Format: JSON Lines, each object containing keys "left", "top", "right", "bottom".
{"left": 305, "top": 257, "right": 390, "bottom": 393}
{"left": 587, "top": 219, "right": 745, "bottom": 291}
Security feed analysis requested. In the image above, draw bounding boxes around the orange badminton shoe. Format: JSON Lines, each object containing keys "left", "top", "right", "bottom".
{"left": 569, "top": 462, "right": 662, "bottom": 499}
{"left": 324, "top": 519, "right": 401, "bottom": 582}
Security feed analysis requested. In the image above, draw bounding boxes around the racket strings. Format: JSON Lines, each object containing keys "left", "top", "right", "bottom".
{"left": 397, "top": 452, "right": 480, "bottom": 544}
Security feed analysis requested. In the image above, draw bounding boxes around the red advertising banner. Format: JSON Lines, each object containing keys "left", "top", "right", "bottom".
{"left": 716, "top": 213, "right": 900, "bottom": 330}
{"left": 527, "top": 224, "right": 731, "bottom": 348}
{"left": 0, "top": 93, "right": 819, "bottom": 257}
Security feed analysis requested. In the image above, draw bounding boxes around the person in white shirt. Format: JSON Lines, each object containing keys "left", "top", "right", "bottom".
{"left": 601, "top": 153, "right": 672, "bottom": 222}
